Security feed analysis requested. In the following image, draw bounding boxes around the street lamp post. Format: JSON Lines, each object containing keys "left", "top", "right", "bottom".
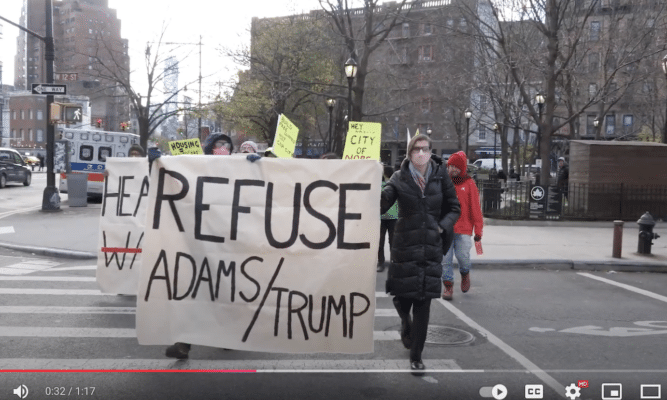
{"left": 426, "top": 128, "right": 432, "bottom": 137}
{"left": 493, "top": 123, "right": 499, "bottom": 171}
{"left": 661, "top": 55, "right": 667, "bottom": 143}
{"left": 535, "top": 94, "right": 545, "bottom": 186}
{"left": 593, "top": 118, "right": 600, "bottom": 138}
{"left": 464, "top": 109, "right": 472, "bottom": 159}
{"left": 344, "top": 57, "right": 358, "bottom": 123}
{"left": 326, "top": 98, "right": 336, "bottom": 153}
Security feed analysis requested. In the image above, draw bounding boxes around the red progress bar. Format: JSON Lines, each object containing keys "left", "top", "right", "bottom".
{"left": 100, "top": 248, "right": 142, "bottom": 254}
{"left": 0, "top": 369, "right": 256, "bottom": 373}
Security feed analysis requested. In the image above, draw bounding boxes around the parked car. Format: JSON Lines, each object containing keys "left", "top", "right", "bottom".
{"left": 473, "top": 158, "right": 503, "bottom": 171}
{"left": 0, "top": 148, "right": 32, "bottom": 188}
{"left": 24, "top": 155, "right": 39, "bottom": 171}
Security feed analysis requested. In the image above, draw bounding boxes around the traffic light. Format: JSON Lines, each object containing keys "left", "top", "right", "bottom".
{"left": 63, "top": 104, "right": 83, "bottom": 124}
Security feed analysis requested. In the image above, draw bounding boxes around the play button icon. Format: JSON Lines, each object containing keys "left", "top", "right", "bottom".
{"left": 492, "top": 384, "right": 508, "bottom": 400}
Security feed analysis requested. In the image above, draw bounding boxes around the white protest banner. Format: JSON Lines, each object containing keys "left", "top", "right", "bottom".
{"left": 137, "top": 156, "right": 381, "bottom": 354}
{"left": 96, "top": 158, "right": 150, "bottom": 295}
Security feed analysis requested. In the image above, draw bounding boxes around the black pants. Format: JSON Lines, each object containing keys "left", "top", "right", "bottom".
{"left": 393, "top": 296, "right": 432, "bottom": 362}
{"left": 378, "top": 219, "right": 396, "bottom": 264}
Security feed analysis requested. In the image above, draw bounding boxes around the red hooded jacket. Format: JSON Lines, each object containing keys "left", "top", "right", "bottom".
{"left": 447, "top": 151, "right": 483, "bottom": 237}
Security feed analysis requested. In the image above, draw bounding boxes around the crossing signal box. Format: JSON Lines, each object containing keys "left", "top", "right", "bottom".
{"left": 49, "top": 103, "right": 83, "bottom": 124}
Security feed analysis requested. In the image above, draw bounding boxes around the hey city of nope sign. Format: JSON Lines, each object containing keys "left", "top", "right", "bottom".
{"left": 272, "top": 114, "right": 299, "bottom": 158}
{"left": 343, "top": 122, "right": 381, "bottom": 160}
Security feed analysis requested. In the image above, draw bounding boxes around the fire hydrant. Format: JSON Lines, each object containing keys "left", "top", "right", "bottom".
{"left": 637, "top": 212, "right": 660, "bottom": 255}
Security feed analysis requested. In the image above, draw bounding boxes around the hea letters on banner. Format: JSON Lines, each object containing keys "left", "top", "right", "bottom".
{"left": 136, "top": 157, "right": 381, "bottom": 354}
{"left": 96, "top": 158, "right": 150, "bottom": 295}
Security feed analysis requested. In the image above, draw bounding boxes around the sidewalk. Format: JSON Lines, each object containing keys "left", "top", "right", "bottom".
{"left": 0, "top": 198, "right": 665, "bottom": 272}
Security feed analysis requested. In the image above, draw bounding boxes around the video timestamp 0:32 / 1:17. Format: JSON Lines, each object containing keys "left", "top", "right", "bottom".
{"left": 44, "top": 387, "right": 96, "bottom": 396}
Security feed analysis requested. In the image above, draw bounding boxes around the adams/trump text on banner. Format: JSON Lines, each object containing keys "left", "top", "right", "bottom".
{"left": 136, "top": 157, "right": 381, "bottom": 354}
{"left": 97, "top": 158, "right": 150, "bottom": 295}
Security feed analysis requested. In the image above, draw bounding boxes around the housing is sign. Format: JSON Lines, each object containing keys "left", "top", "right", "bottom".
{"left": 136, "top": 157, "right": 381, "bottom": 354}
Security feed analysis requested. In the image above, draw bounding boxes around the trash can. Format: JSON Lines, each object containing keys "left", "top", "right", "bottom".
{"left": 67, "top": 173, "right": 88, "bottom": 207}
{"left": 482, "top": 180, "right": 503, "bottom": 212}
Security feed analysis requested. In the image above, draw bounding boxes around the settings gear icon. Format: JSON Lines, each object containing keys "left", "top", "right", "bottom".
{"left": 565, "top": 383, "right": 581, "bottom": 400}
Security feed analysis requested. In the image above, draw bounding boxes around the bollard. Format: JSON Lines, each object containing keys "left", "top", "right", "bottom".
{"left": 612, "top": 220, "right": 624, "bottom": 258}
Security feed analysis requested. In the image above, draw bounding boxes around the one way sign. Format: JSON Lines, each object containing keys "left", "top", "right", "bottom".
{"left": 31, "top": 83, "right": 67, "bottom": 95}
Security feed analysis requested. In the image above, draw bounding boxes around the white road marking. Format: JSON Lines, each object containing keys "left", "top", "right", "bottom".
{"left": 0, "top": 326, "right": 402, "bottom": 341}
{"left": 0, "top": 205, "right": 41, "bottom": 220}
{"left": 0, "top": 276, "right": 95, "bottom": 282}
{"left": 0, "top": 305, "right": 398, "bottom": 318}
{"left": 437, "top": 298, "right": 565, "bottom": 397}
{"left": 0, "top": 288, "right": 108, "bottom": 295}
{"left": 0, "top": 226, "right": 15, "bottom": 234}
{"left": 0, "top": 358, "right": 465, "bottom": 372}
{"left": 45, "top": 265, "right": 97, "bottom": 272}
{"left": 0, "top": 260, "right": 62, "bottom": 275}
{"left": 578, "top": 272, "right": 667, "bottom": 303}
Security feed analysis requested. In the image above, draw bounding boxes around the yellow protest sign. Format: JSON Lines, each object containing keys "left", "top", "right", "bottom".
{"left": 272, "top": 114, "right": 299, "bottom": 158}
{"left": 168, "top": 138, "right": 203, "bottom": 155}
{"left": 342, "top": 121, "right": 382, "bottom": 160}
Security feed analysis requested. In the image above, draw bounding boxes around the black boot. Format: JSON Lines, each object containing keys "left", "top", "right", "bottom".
{"left": 393, "top": 297, "right": 412, "bottom": 349}
{"left": 166, "top": 342, "right": 191, "bottom": 359}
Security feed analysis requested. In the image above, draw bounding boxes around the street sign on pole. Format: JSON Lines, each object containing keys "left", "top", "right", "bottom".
{"left": 31, "top": 83, "right": 67, "bottom": 95}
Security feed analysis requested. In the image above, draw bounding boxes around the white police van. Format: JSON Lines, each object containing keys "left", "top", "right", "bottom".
{"left": 57, "top": 128, "right": 140, "bottom": 198}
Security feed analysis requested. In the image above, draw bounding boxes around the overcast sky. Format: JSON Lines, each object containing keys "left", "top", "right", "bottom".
{"left": 0, "top": 0, "right": 324, "bottom": 99}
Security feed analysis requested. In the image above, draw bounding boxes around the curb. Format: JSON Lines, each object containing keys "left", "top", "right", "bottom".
{"left": 0, "top": 242, "right": 97, "bottom": 260}
{"left": 462, "top": 259, "right": 667, "bottom": 273}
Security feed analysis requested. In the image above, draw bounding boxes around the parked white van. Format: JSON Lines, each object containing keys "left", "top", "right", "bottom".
{"left": 473, "top": 158, "right": 503, "bottom": 171}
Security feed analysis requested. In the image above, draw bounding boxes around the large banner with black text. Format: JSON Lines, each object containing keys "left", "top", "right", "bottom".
{"left": 136, "top": 156, "right": 381, "bottom": 354}
{"left": 96, "top": 158, "right": 150, "bottom": 295}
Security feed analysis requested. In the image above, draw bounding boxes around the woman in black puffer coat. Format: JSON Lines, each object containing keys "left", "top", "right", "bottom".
{"left": 381, "top": 134, "right": 460, "bottom": 375}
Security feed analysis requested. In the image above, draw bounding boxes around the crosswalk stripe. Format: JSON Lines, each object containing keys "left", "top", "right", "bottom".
{"left": 0, "top": 358, "right": 465, "bottom": 371}
{"left": 46, "top": 266, "right": 97, "bottom": 272}
{"left": 0, "top": 306, "right": 398, "bottom": 317}
{"left": 0, "top": 288, "right": 392, "bottom": 297}
{"left": 0, "top": 326, "right": 401, "bottom": 340}
{"left": 0, "top": 276, "right": 96, "bottom": 282}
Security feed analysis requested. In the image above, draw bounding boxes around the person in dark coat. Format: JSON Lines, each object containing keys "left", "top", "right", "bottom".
{"left": 381, "top": 134, "right": 461, "bottom": 375}
{"left": 557, "top": 157, "right": 569, "bottom": 199}
{"left": 37, "top": 153, "right": 45, "bottom": 171}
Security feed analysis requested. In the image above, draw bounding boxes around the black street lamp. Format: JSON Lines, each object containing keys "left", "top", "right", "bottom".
{"left": 535, "top": 93, "right": 545, "bottom": 185}
{"left": 426, "top": 128, "right": 432, "bottom": 137}
{"left": 593, "top": 118, "right": 600, "bottom": 138}
{"left": 325, "top": 98, "right": 336, "bottom": 152}
{"left": 344, "top": 57, "right": 358, "bottom": 123}
{"left": 493, "top": 123, "right": 499, "bottom": 171}
{"left": 464, "top": 109, "right": 472, "bottom": 159}
{"left": 661, "top": 55, "right": 667, "bottom": 143}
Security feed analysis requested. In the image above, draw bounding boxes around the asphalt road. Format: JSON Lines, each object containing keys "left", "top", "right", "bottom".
{"left": 1, "top": 254, "right": 666, "bottom": 400}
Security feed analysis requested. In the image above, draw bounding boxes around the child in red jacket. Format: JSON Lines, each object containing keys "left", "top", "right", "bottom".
{"left": 442, "top": 151, "right": 483, "bottom": 300}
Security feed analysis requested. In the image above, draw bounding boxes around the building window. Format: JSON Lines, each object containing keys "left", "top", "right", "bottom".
{"left": 421, "top": 23, "right": 432, "bottom": 35}
{"left": 29, "top": 110, "right": 34, "bottom": 120}
{"left": 605, "top": 115, "right": 615, "bottom": 136}
{"left": 417, "top": 72, "right": 426, "bottom": 88}
{"left": 28, "top": 129, "right": 33, "bottom": 141}
{"left": 12, "top": 111, "right": 16, "bottom": 120}
{"left": 420, "top": 98, "right": 431, "bottom": 113}
{"left": 589, "top": 53, "right": 599, "bottom": 73}
{"left": 588, "top": 83, "right": 597, "bottom": 99}
{"left": 36, "top": 129, "right": 44, "bottom": 142}
{"left": 586, "top": 114, "right": 596, "bottom": 136}
{"left": 402, "top": 23, "right": 410, "bottom": 38}
{"left": 479, "top": 94, "right": 487, "bottom": 111}
{"left": 11, "top": 130, "right": 16, "bottom": 138}
{"left": 37, "top": 110, "right": 43, "bottom": 120}
{"left": 418, "top": 45, "right": 433, "bottom": 62}
{"left": 20, "top": 110, "right": 25, "bottom": 120}
{"left": 478, "top": 126, "right": 486, "bottom": 140}
{"left": 623, "top": 114, "right": 633, "bottom": 134}
{"left": 590, "top": 21, "right": 600, "bottom": 41}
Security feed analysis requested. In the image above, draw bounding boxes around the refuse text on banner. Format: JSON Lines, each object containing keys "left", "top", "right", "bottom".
{"left": 136, "top": 157, "right": 381, "bottom": 354}
{"left": 169, "top": 138, "right": 203, "bottom": 155}
{"left": 272, "top": 114, "right": 299, "bottom": 158}
{"left": 342, "top": 122, "right": 382, "bottom": 160}
{"left": 97, "top": 158, "right": 150, "bottom": 295}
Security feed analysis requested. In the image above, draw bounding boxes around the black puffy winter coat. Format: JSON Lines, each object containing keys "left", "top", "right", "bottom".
{"left": 380, "top": 156, "right": 461, "bottom": 300}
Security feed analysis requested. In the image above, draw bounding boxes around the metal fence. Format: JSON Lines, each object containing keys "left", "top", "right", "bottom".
{"left": 476, "top": 180, "right": 667, "bottom": 221}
